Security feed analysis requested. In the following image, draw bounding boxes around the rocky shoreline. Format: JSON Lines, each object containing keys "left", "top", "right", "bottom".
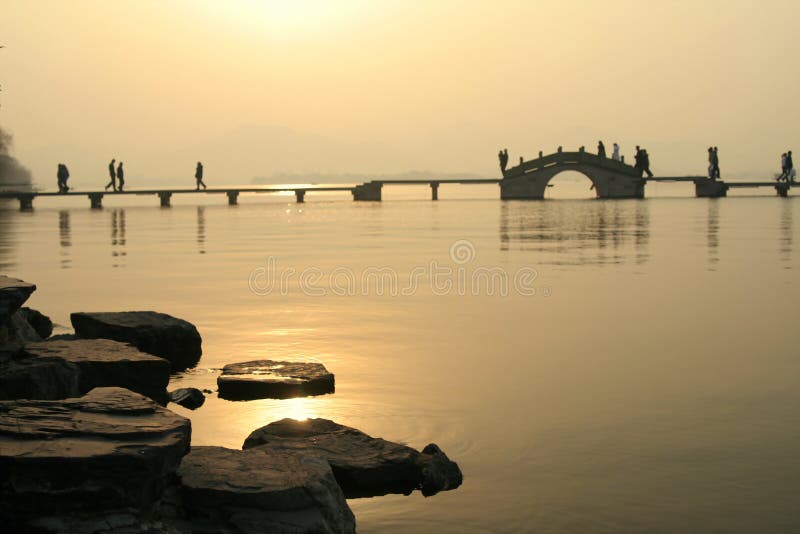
{"left": 0, "top": 275, "right": 463, "bottom": 533}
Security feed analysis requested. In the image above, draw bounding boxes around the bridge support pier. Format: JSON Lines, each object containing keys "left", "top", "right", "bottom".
{"left": 17, "top": 194, "right": 34, "bottom": 211}
{"left": 88, "top": 193, "right": 103, "bottom": 209}
{"left": 352, "top": 182, "right": 382, "bottom": 201}
{"left": 776, "top": 183, "right": 790, "bottom": 197}
{"left": 430, "top": 182, "right": 439, "bottom": 201}
{"left": 227, "top": 191, "right": 239, "bottom": 205}
{"left": 295, "top": 190, "right": 306, "bottom": 203}
{"left": 694, "top": 179, "right": 728, "bottom": 198}
{"left": 159, "top": 192, "right": 172, "bottom": 207}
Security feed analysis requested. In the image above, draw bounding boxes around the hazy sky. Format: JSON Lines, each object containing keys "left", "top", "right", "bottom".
{"left": 1, "top": 0, "right": 799, "bottom": 186}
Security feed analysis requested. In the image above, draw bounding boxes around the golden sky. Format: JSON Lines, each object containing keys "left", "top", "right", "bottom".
{"left": 1, "top": 0, "right": 798, "bottom": 185}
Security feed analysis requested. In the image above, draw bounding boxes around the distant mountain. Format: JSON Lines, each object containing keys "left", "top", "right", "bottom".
{"left": 252, "top": 169, "right": 486, "bottom": 185}
{"left": 165, "top": 124, "right": 422, "bottom": 183}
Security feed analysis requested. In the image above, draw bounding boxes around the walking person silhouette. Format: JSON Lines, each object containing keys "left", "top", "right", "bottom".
{"left": 195, "top": 161, "right": 206, "bottom": 190}
{"left": 105, "top": 159, "right": 117, "bottom": 191}
{"left": 116, "top": 162, "right": 125, "bottom": 192}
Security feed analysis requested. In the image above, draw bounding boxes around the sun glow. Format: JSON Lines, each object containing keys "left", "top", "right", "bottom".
{"left": 276, "top": 397, "right": 318, "bottom": 422}
{"left": 206, "top": 1, "right": 365, "bottom": 39}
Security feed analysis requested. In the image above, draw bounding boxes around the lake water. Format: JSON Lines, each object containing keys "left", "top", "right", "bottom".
{"left": 1, "top": 179, "right": 799, "bottom": 533}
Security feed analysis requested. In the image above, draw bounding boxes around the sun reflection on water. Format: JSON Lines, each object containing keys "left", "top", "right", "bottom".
{"left": 272, "top": 396, "right": 318, "bottom": 422}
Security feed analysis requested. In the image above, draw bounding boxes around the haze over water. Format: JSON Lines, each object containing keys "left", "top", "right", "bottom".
{"left": 2, "top": 182, "right": 798, "bottom": 533}
{"left": 2, "top": 1, "right": 799, "bottom": 531}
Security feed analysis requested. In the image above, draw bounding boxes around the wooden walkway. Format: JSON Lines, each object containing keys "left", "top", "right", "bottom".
{"left": 0, "top": 186, "right": 356, "bottom": 209}
{"left": 0, "top": 176, "right": 795, "bottom": 210}
{"left": 0, "top": 180, "right": 503, "bottom": 208}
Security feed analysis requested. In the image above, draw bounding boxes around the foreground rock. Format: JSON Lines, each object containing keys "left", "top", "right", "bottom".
{"left": 243, "top": 418, "right": 463, "bottom": 498}
{"left": 71, "top": 311, "right": 202, "bottom": 371}
{"left": 169, "top": 387, "right": 205, "bottom": 410}
{"left": 0, "top": 275, "right": 36, "bottom": 326}
{"left": 0, "top": 276, "right": 38, "bottom": 345}
{"left": 178, "top": 445, "right": 355, "bottom": 534}
{"left": 218, "top": 360, "right": 335, "bottom": 400}
{"left": 1, "top": 309, "right": 43, "bottom": 345}
{"left": 0, "top": 338, "right": 170, "bottom": 403}
{"left": 0, "top": 387, "right": 191, "bottom": 530}
{"left": 18, "top": 306, "right": 53, "bottom": 339}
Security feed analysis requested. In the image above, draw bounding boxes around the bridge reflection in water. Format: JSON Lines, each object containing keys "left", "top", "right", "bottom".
{"left": 499, "top": 200, "right": 650, "bottom": 266}
{"left": 110, "top": 209, "right": 127, "bottom": 268}
{"left": 58, "top": 210, "right": 71, "bottom": 270}
{"left": 197, "top": 207, "right": 206, "bottom": 255}
{"left": 706, "top": 201, "right": 720, "bottom": 271}
{"left": 780, "top": 200, "right": 794, "bottom": 268}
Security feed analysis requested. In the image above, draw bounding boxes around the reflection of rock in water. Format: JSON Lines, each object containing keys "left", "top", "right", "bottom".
{"left": 499, "top": 200, "right": 650, "bottom": 266}
{"left": 59, "top": 210, "right": 72, "bottom": 269}
{"left": 111, "top": 209, "right": 127, "bottom": 268}
{"left": 779, "top": 200, "right": 793, "bottom": 267}
{"left": 197, "top": 207, "right": 206, "bottom": 254}
{"left": 0, "top": 201, "right": 17, "bottom": 270}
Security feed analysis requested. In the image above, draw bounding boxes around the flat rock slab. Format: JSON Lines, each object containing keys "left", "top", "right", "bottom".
{"left": 0, "top": 339, "right": 171, "bottom": 402}
{"left": 0, "top": 276, "right": 36, "bottom": 326}
{"left": 71, "top": 311, "right": 202, "bottom": 371}
{"left": 218, "top": 360, "right": 335, "bottom": 400}
{"left": 178, "top": 445, "right": 355, "bottom": 534}
{"left": 0, "top": 387, "right": 191, "bottom": 529}
{"left": 243, "top": 418, "right": 463, "bottom": 498}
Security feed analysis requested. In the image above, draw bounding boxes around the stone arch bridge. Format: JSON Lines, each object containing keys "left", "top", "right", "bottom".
{"left": 500, "top": 150, "right": 646, "bottom": 199}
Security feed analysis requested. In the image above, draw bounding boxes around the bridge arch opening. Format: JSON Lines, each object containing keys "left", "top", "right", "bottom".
{"left": 544, "top": 170, "right": 597, "bottom": 199}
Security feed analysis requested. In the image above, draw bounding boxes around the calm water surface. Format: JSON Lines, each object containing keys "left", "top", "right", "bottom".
{"left": 1, "top": 183, "right": 799, "bottom": 533}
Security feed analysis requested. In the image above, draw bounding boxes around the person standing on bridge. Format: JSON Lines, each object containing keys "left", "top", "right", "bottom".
{"left": 641, "top": 148, "right": 653, "bottom": 178}
{"left": 597, "top": 141, "right": 606, "bottom": 158}
{"left": 56, "top": 163, "right": 70, "bottom": 193}
{"left": 105, "top": 158, "right": 117, "bottom": 191}
{"left": 116, "top": 161, "right": 125, "bottom": 192}
{"left": 195, "top": 161, "right": 207, "bottom": 190}
{"left": 498, "top": 150, "right": 507, "bottom": 173}
{"left": 787, "top": 151, "right": 794, "bottom": 183}
{"left": 612, "top": 143, "right": 620, "bottom": 161}
{"left": 708, "top": 147, "right": 715, "bottom": 178}
{"left": 712, "top": 147, "right": 720, "bottom": 178}
{"left": 775, "top": 152, "right": 789, "bottom": 182}
{"left": 634, "top": 146, "right": 643, "bottom": 176}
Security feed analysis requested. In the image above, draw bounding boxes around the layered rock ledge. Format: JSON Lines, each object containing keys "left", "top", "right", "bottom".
{"left": 0, "top": 338, "right": 170, "bottom": 403}
{"left": 71, "top": 311, "right": 202, "bottom": 371}
{"left": 0, "top": 387, "right": 191, "bottom": 530}
{"left": 243, "top": 418, "right": 463, "bottom": 498}
{"left": 218, "top": 360, "right": 335, "bottom": 400}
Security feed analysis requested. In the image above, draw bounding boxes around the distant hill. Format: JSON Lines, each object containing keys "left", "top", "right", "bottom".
{"left": 166, "top": 124, "right": 422, "bottom": 183}
{"left": 252, "top": 170, "right": 486, "bottom": 185}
